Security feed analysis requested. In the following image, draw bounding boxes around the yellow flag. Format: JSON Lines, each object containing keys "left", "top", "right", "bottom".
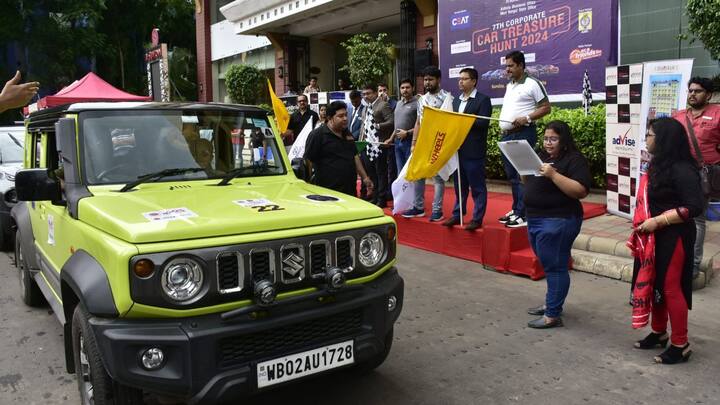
{"left": 406, "top": 106, "right": 476, "bottom": 181}
{"left": 267, "top": 79, "right": 289, "bottom": 133}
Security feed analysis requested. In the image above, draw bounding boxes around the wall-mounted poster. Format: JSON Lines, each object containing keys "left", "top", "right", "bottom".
{"left": 438, "top": 0, "right": 618, "bottom": 103}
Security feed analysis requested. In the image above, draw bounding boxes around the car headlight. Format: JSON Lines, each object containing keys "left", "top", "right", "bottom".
{"left": 160, "top": 257, "right": 204, "bottom": 302}
{"left": 358, "top": 232, "right": 384, "bottom": 268}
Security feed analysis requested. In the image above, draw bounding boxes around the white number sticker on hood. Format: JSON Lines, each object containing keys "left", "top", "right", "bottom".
{"left": 143, "top": 207, "right": 198, "bottom": 222}
{"left": 234, "top": 199, "right": 285, "bottom": 213}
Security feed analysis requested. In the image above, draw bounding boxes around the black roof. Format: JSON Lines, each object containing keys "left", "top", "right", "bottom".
{"left": 27, "top": 101, "right": 269, "bottom": 127}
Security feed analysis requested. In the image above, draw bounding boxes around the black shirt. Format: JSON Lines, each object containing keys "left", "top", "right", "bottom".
{"left": 287, "top": 109, "right": 319, "bottom": 145}
{"left": 304, "top": 125, "right": 358, "bottom": 195}
{"left": 524, "top": 150, "right": 592, "bottom": 218}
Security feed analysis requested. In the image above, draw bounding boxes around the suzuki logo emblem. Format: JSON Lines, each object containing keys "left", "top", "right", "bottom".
{"left": 282, "top": 252, "right": 304, "bottom": 277}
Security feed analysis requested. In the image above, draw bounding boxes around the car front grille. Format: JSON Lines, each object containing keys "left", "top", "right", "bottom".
{"left": 216, "top": 237, "right": 354, "bottom": 291}
{"left": 217, "top": 309, "right": 363, "bottom": 368}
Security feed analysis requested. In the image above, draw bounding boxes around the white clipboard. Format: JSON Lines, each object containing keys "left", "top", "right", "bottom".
{"left": 498, "top": 140, "right": 543, "bottom": 176}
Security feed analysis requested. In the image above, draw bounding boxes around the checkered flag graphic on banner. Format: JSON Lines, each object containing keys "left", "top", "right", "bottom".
{"left": 582, "top": 69, "right": 593, "bottom": 116}
{"left": 364, "top": 108, "right": 381, "bottom": 161}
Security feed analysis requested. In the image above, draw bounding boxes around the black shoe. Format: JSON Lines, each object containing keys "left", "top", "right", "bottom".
{"left": 527, "top": 304, "right": 545, "bottom": 316}
{"left": 463, "top": 220, "right": 482, "bottom": 231}
{"left": 498, "top": 210, "right": 514, "bottom": 224}
{"left": 634, "top": 331, "right": 669, "bottom": 350}
{"left": 527, "top": 317, "right": 563, "bottom": 329}
{"left": 654, "top": 343, "right": 692, "bottom": 364}
{"left": 442, "top": 217, "right": 460, "bottom": 227}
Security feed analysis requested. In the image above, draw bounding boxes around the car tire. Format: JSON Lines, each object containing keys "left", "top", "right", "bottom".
{"left": 352, "top": 328, "right": 394, "bottom": 374}
{"left": 72, "top": 305, "right": 144, "bottom": 405}
{"left": 15, "top": 230, "right": 45, "bottom": 307}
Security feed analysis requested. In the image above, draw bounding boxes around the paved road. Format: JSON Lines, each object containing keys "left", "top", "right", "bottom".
{"left": 1, "top": 247, "right": 718, "bottom": 405}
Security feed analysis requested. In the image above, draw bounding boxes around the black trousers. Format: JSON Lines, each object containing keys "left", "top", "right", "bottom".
{"left": 366, "top": 149, "right": 388, "bottom": 203}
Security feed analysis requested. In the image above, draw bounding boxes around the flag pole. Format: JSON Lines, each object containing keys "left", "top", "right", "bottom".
{"left": 457, "top": 152, "right": 464, "bottom": 227}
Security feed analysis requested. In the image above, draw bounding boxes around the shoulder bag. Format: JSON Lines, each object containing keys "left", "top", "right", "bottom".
{"left": 686, "top": 114, "right": 720, "bottom": 198}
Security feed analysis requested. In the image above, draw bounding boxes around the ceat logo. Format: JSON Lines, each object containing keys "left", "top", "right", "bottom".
{"left": 451, "top": 10, "right": 470, "bottom": 31}
{"left": 612, "top": 130, "right": 635, "bottom": 146}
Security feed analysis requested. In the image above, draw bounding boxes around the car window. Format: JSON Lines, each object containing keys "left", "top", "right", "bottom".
{"left": 79, "top": 109, "right": 285, "bottom": 185}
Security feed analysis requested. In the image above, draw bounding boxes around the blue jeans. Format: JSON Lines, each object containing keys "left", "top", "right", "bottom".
{"left": 451, "top": 156, "right": 487, "bottom": 222}
{"left": 395, "top": 138, "right": 412, "bottom": 174}
{"left": 527, "top": 216, "right": 582, "bottom": 318}
{"left": 414, "top": 176, "right": 444, "bottom": 213}
{"left": 500, "top": 126, "right": 537, "bottom": 218}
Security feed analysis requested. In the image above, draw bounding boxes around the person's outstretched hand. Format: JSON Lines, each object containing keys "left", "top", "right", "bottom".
{"left": 0, "top": 71, "right": 40, "bottom": 112}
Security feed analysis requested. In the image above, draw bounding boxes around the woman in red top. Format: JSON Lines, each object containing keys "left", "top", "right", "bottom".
{"left": 629, "top": 117, "right": 703, "bottom": 364}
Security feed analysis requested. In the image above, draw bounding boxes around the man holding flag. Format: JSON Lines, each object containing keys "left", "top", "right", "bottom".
{"left": 442, "top": 68, "right": 492, "bottom": 231}
{"left": 403, "top": 66, "right": 454, "bottom": 222}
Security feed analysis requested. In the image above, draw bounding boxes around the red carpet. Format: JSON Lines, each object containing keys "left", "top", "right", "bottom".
{"left": 382, "top": 185, "right": 606, "bottom": 280}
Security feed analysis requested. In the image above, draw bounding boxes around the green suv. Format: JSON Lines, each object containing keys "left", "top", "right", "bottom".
{"left": 12, "top": 102, "right": 403, "bottom": 404}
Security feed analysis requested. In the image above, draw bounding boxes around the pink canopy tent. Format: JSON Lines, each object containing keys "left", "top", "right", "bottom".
{"left": 36, "top": 72, "right": 151, "bottom": 109}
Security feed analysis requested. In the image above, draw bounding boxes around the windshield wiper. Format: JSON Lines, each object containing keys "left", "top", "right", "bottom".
{"left": 216, "top": 164, "right": 280, "bottom": 186}
{"left": 119, "top": 167, "right": 206, "bottom": 192}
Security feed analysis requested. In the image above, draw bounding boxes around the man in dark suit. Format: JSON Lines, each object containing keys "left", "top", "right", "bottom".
{"left": 443, "top": 68, "right": 492, "bottom": 231}
{"left": 361, "top": 83, "right": 394, "bottom": 207}
{"left": 348, "top": 90, "right": 364, "bottom": 140}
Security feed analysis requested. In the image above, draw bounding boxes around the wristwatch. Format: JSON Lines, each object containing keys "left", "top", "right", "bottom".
{"left": 525, "top": 114, "right": 532, "bottom": 124}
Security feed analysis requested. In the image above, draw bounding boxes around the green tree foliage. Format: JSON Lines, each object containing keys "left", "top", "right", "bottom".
{"left": 340, "top": 33, "right": 393, "bottom": 87}
{"left": 486, "top": 104, "right": 607, "bottom": 187}
{"left": 95, "top": 0, "right": 196, "bottom": 95}
{"left": 224, "top": 64, "right": 265, "bottom": 105}
{"left": 167, "top": 46, "right": 197, "bottom": 101}
{"left": 0, "top": 0, "right": 196, "bottom": 97}
{"left": 686, "top": 0, "right": 720, "bottom": 59}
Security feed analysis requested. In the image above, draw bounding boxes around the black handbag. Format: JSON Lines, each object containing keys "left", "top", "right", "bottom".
{"left": 686, "top": 115, "right": 720, "bottom": 198}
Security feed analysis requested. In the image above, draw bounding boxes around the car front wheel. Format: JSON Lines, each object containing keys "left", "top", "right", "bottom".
{"left": 72, "top": 305, "right": 143, "bottom": 405}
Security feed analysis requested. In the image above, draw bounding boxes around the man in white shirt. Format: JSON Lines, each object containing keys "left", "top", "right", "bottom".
{"left": 405, "top": 66, "right": 454, "bottom": 222}
{"left": 498, "top": 50, "right": 551, "bottom": 228}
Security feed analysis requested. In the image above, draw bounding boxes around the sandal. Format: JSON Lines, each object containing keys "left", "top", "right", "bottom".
{"left": 634, "top": 331, "right": 669, "bottom": 349}
{"left": 654, "top": 343, "right": 692, "bottom": 364}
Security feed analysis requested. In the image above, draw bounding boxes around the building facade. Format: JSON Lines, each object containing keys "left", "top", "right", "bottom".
{"left": 195, "top": 0, "right": 720, "bottom": 103}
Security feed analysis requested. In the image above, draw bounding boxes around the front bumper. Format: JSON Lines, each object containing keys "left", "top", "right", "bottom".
{"left": 89, "top": 268, "right": 403, "bottom": 404}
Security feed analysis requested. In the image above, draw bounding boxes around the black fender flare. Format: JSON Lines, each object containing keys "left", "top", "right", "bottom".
{"left": 61, "top": 250, "right": 119, "bottom": 318}
{"left": 10, "top": 202, "right": 39, "bottom": 270}
{"left": 60, "top": 250, "right": 119, "bottom": 373}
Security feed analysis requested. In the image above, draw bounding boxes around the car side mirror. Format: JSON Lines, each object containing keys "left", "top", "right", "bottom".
{"left": 291, "top": 158, "right": 308, "bottom": 181}
{"left": 15, "top": 169, "right": 62, "bottom": 202}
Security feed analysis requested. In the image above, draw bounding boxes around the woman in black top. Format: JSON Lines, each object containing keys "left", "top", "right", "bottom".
{"left": 524, "top": 120, "right": 592, "bottom": 329}
{"left": 628, "top": 117, "right": 703, "bottom": 364}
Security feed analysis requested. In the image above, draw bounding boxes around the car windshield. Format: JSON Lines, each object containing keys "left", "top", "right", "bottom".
{"left": 79, "top": 109, "right": 285, "bottom": 185}
{"left": 0, "top": 128, "right": 25, "bottom": 163}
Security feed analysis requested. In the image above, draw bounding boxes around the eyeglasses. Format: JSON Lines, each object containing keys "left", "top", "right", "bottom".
{"left": 688, "top": 89, "right": 706, "bottom": 94}
{"left": 543, "top": 137, "right": 560, "bottom": 143}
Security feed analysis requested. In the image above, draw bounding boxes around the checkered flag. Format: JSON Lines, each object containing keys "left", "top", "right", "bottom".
{"left": 582, "top": 69, "right": 593, "bottom": 116}
{"left": 363, "top": 108, "right": 381, "bottom": 161}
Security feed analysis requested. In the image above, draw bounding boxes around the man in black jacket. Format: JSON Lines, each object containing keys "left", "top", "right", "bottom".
{"left": 443, "top": 68, "right": 492, "bottom": 231}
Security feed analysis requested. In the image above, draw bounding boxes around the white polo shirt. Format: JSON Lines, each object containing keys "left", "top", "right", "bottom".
{"left": 498, "top": 74, "right": 548, "bottom": 131}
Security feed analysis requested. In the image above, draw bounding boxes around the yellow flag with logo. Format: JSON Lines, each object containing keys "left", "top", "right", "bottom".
{"left": 267, "top": 79, "right": 289, "bottom": 133}
{"left": 405, "top": 106, "right": 476, "bottom": 181}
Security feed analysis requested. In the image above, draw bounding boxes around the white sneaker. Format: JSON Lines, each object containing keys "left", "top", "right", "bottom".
{"left": 498, "top": 210, "right": 514, "bottom": 224}
{"left": 505, "top": 216, "right": 527, "bottom": 228}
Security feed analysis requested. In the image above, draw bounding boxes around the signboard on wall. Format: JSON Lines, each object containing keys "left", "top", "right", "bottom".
{"left": 605, "top": 59, "right": 694, "bottom": 219}
{"left": 438, "top": 0, "right": 618, "bottom": 102}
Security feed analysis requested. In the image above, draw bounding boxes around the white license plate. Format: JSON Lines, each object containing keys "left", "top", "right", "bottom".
{"left": 257, "top": 340, "right": 354, "bottom": 388}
